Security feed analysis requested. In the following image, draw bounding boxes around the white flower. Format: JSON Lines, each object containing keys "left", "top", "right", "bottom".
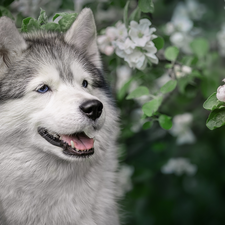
{"left": 114, "top": 19, "right": 158, "bottom": 70}
{"left": 123, "top": 49, "right": 147, "bottom": 70}
{"left": 170, "top": 113, "right": 196, "bottom": 145}
{"left": 117, "top": 164, "right": 134, "bottom": 197}
{"left": 217, "top": 83, "right": 225, "bottom": 102}
{"left": 116, "top": 65, "right": 132, "bottom": 91}
{"left": 129, "top": 19, "right": 156, "bottom": 47}
{"left": 170, "top": 32, "right": 193, "bottom": 54}
{"left": 114, "top": 38, "right": 136, "bottom": 55}
{"left": 172, "top": 16, "right": 193, "bottom": 33}
{"left": 115, "top": 21, "right": 128, "bottom": 40}
{"left": 97, "top": 36, "right": 113, "bottom": 56}
{"left": 164, "top": 22, "right": 175, "bottom": 35}
{"left": 144, "top": 41, "right": 158, "bottom": 64}
{"left": 186, "top": 0, "right": 206, "bottom": 21}
{"left": 97, "top": 21, "right": 127, "bottom": 56}
{"left": 100, "top": 18, "right": 158, "bottom": 70}
{"left": 161, "top": 158, "right": 197, "bottom": 176}
{"left": 173, "top": 65, "right": 192, "bottom": 78}
{"left": 176, "top": 130, "right": 196, "bottom": 145}
{"left": 105, "top": 27, "right": 118, "bottom": 41}
{"left": 97, "top": 35, "right": 114, "bottom": 56}
{"left": 182, "top": 65, "right": 192, "bottom": 74}
{"left": 165, "top": 0, "right": 205, "bottom": 53}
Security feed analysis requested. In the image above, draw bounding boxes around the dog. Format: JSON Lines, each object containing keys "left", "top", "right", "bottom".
{"left": 0, "top": 8, "right": 120, "bottom": 225}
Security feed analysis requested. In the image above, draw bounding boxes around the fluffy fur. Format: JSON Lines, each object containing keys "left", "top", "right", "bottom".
{"left": 0, "top": 8, "right": 120, "bottom": 225}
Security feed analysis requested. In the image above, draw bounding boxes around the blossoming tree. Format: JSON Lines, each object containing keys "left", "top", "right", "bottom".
{"left": 0, "top": 0, "right": 224, "bottom": 224}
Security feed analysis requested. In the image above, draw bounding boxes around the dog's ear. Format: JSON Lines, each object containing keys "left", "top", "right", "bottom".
{"left": 64, "top": 8, "right": 102, "bottom": 69}
{"left": 0, "top": 17, "right": 27, "bottom": 71}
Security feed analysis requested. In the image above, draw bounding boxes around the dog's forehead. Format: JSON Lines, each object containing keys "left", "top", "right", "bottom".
{"left": 37, "top": 64, "right": 61, "bottom": 83}
{"left": 30, "top": 61, "right": 90, "bottom": 86}
{"left": 70, "top": 61, "right": 90, "bottom": 81}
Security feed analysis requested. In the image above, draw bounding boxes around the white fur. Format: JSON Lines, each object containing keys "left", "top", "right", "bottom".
{"left": 0, "top": 8, "right": 120, "bottom": 225}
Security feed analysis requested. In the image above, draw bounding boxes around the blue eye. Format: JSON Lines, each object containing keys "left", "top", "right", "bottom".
{"left": 37, "top": 85, "right": 50, "bottom": 93}
{"left": 82, "top": 80, "right": 88, "bottom": 88}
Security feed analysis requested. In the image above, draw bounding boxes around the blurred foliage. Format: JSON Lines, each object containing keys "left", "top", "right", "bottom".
{"left": 1, "top": 0, "right": 225, "bottom": 224}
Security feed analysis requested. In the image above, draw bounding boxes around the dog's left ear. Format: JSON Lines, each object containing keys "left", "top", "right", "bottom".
{"left": 64, "top": 8, "right": 101, "bottom": 69}
{"left": 0, "top": 17, "right": 27, "bottom": 73}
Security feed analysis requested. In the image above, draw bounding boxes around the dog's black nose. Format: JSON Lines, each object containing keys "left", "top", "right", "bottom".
{"left": 80, "top": 100, "right": 103, "bottom": 121}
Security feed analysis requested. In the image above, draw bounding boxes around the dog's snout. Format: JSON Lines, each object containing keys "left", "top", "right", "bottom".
{"left": 80, "top": 100, "right": 103, "bottom": 121}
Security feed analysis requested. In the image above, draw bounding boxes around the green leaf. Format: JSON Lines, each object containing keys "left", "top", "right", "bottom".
{"left": 206, "top": 108, "right": 225, "bottom": 130}
{"left": 138, "top": 0, "right": 154, "bottom": 13}
{"left": 158, "top": 114, "right": 172, "bottom": 130}
{"left": 142, "top": 96, "right": 163, "bottom": 117}
{"left": 160, "top": 80, "right": 177, "bottom": 94}
{"left": 41, "top": 22, "right": 61, "bottom": 32}
{"left": 164, "top": 46, "right": 179, "bottom": 61}
{"left": 126, "top": 86, "right": 149, "bottom": 100}
{"left": 123, "top": 1, "right": 130, "bottom": 28}
{"left": 38, "top": 8, "right": 48, "bottom": 25}
{"left": 190, "top": 38, "right": 209, "bottom": 59}
{"left": 2, "top": 0, "right": 14, "bottom": 7}
{"left": 165, "top": 64, "right": 173, "bottom": 69}
{"left": 181, "top": 55, "right": 198, "bottom": 66}
{"left": 21, "top": 17, "right": 40, "bottom": 32}
{"left": 177, "top": 71, "right": 200, "bottom": 94}
{"left": 152, "top": 37, "right": 164, "bottom": 50}
{"left": 203, "top": 92, "right": 224, "bottom": 111}
{"left": 129, "top": 6, "right": 141, "bottom": 22}
{"left": 53, "top": 12, "right": 69, "bottom": 21}
{"left": 117, "top": 78, "right": 133, "bottom": 100}
{"left": 143, "top": 121, "right": 153, "bottom": 130}
{"left": 0, "top": 6, "right": 14, "bottom": 19}
{"left": 58, "top": 13, "right": 78, "bottom": 32}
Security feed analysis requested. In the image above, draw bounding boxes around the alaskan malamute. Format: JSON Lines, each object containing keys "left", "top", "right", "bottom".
{"left": 0, "top": 8, "right": 120, "bottom": 225}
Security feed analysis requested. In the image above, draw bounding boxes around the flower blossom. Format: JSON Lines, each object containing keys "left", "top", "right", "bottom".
{"left": 169, "top": 113, "right": 196, "bottom": 145}
{"left": 161, "top": 158, "right": 197, "bottom": 176}
{"left": 164, "top": 0, "right": 206, "bottom": 54}
{"left": 129, "top": 19, "right": 157, "bottom": 47}
{"left": 98, "top": 19, "right": 158, "bottom": 70}
{"left": 216, "top": 79, "right": 225, "bottom": 102}
{"left": 116, "top": 65, "right": 132, "bottom": 91}
{"left": 113, "top": 19, "right": 158, "bottom": 70}
{"left": 173, "top": 65, "right": 192, "bottom": 78}
{"left": 97, "top": 22, "right": 127, "bottom": 56}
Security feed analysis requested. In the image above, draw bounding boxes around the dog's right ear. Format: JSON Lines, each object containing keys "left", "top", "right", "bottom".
{"left": 64, "top": 8, "right": 102, "bottom": 69}
{"left": 0, "top": 17, "right": 27, "bottom": 71}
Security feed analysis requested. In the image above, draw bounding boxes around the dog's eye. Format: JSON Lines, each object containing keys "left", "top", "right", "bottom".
{"left": 37, "top": 85, "right": 50, "bottom": 93}
{"left": 82, "top": 80, "right": 88, "bottom": 88}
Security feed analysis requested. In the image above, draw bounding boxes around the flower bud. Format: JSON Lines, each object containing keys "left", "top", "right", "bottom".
{"left": 216, "top": 85, "right": 225, "bottom": 102}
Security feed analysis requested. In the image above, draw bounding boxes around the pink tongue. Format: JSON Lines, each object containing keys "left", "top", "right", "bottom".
{"left": 61, "top": 133, "right": 94, "bottom": 151}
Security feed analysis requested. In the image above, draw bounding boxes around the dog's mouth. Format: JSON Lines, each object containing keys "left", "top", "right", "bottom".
{"left": 38, "top": 127, "right": 94, "bottom": 157}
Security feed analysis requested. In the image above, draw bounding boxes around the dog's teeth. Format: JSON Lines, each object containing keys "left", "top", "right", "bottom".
{"left": 71, "top": 141, "right": 75, "bottom": 148}
{"left": 53, "top": 134, "right": 58, "bottom": 138}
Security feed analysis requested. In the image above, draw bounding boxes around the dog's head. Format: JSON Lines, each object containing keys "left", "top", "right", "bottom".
{"left": 0, "top": 9, "right": 118, "bottom": 162}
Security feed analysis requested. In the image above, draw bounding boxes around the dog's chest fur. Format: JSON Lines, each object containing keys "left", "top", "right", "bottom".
{"left": 0, "top": 146, "right": 118, "bottom": 225}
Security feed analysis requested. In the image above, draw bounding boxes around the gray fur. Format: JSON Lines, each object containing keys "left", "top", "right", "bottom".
{"left": 0, "top": 8, "right": 120, "bottom": 225}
